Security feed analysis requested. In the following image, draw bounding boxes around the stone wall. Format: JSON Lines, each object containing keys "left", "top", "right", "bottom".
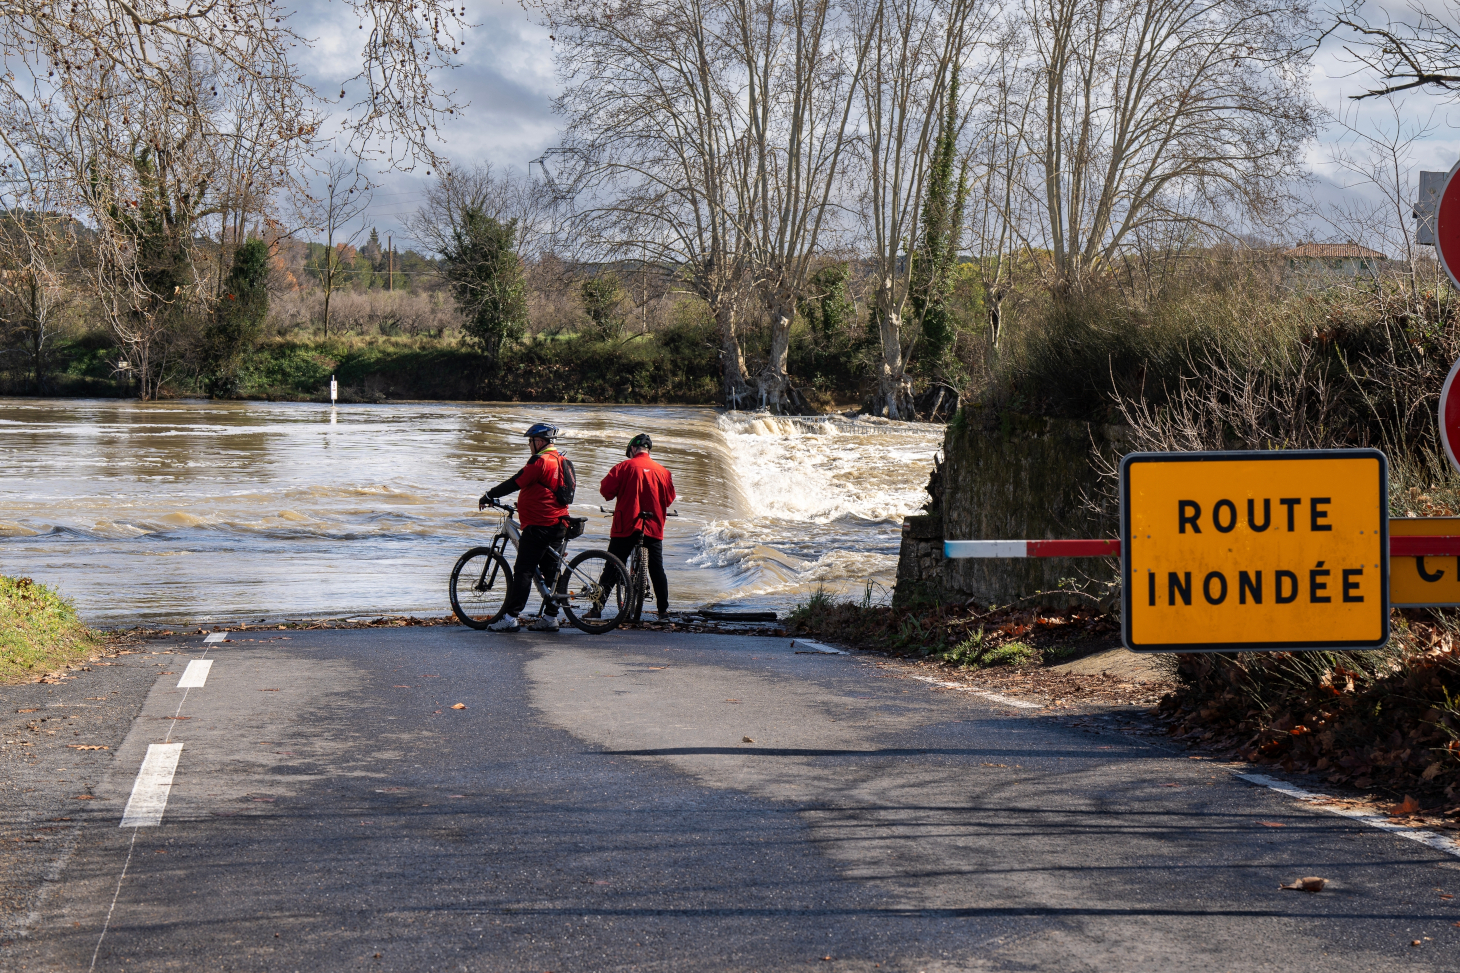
{"left": 894, "top": 410, "right": 1124, "bottom": 608}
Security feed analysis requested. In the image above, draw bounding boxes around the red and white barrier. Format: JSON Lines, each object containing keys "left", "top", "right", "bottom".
{"left": 943, "top": 539, "right": 1121, "bottom": 558}
{"left": 944, "top": 537, "right": 1460, "bottom": 558}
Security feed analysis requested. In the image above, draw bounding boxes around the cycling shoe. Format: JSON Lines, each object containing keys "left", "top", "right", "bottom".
{"left": 488, "top": 615, "right": 521, "bottom": 632}
{"left": 528, "top": 615, "right": 560, "bottom": 632}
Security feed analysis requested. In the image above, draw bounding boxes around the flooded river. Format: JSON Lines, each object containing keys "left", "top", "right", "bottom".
{"left": 0, "top": 400, "right": 944, "bottom": 624}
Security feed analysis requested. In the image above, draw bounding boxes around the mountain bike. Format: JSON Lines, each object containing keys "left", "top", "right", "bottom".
{"left": 449, "top": 499, "right": 630, "bottom": 634}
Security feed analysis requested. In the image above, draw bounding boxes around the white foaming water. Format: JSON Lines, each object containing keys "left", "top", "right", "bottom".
{"left": 694, "top": 411, "right": 944, "bottom": 608}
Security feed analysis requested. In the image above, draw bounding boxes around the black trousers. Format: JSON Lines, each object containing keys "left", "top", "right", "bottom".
{"left": 505, "top": 522, "right": 567, "bottom": 617}
{"left": 607, "top": 535, "right": 668, "bottom": 614}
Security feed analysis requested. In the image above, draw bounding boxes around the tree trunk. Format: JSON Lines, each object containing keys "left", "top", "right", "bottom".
{"left": 758, "top": 288, "right": 794, "bottom": 413}
{"left": 718, "top": 301, "right": 750, "bottom": 410}
{"left": 872, "top": 281, "right": 913, "bottom": 419}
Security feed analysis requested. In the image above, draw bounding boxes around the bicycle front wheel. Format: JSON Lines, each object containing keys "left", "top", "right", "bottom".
{"left": 449, "top": 547, "right": 513, "bottom": 629}
{"left": 630, "top": 545, "right": 650, "bottom": 622}
{"left": 558, "top": 549, "right": 630, "bottom": 634}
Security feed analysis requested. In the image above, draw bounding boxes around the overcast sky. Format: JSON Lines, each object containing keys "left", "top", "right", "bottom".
{"left": 300, "top": 0, "right": 1460, "bottom": 256}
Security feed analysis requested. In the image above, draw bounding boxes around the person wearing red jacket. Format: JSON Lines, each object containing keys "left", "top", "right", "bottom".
{"left": 479, "top": 422, "right": 571, "bottom": 632}
{"left": 599, "top": 433, "right": 676, "bottom": 617}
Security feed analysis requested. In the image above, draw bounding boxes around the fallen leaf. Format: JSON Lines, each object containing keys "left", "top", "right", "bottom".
{"left": 72, "top": 795, "right": 94, "bottom": 800}
{"left": 451, "top": 703, "right": 466, "bottom": 710}
{"left": 1260, "top": 821, "right": 1286, "bottom": 828}
{"left": 259, "top": 688, "right": 280, "bottom": 692}
{"left": 392, "top": 685, "right": 412, "bottom": 688}
{"left": 67, "top": 745, "right": 108, "bottom": 750}
{"left": 17, "top": 708, "right": 38, "bottom": 713}
{"left": 1279, "top": 877, "right": 1326, "bottom": 892}
{"left": 742, "top": 736, "right": 754, "bottom": 743}
{"left": 1391, "top": 795, "right": 1422, "bottom": 816}
{"left": 1412, "top": 940, "right": 1422, "bottom": 947}
{"left": 725, "top": 699, "right": 741, "bottom": 703}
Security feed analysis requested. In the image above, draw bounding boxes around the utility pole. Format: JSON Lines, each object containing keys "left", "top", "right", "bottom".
{"left": 387, "top": 235, "right": 393, "bottom": 292}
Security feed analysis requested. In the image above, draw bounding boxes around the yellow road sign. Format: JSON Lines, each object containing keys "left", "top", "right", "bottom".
{"left": 1390, "top": 517, "right": 1460, "bottom": 606}
{"left": 1121, "top": 451, "right": 1388, "bottom": 652}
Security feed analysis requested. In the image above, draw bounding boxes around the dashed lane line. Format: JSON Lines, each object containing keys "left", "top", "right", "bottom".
{"left": 118, "top": 743, "right": 185, "bottom": 827}
{"left": 176, "top": 659, "right": 213, "bottom": 688}
{"left": 203, "top": 632, "right": 228, "bottom": 643}
{"left": 91, "top": 650, "right": 209, "bottom": 967}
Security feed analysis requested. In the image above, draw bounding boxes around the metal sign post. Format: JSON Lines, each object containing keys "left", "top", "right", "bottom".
{"left": 1119, "top": 450, "right": 1389, "bottom": 653}
{"left": 330, "top": 375, "right": 338, "bottom": 405}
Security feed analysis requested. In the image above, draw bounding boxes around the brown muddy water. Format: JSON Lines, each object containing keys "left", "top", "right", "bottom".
{"left": 0, "top": 400, "right": 944, "bottom": 624}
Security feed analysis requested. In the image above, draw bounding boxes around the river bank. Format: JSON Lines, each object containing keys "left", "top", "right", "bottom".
{"left": 17, "top": 328, "right": 877, "bottom": 411}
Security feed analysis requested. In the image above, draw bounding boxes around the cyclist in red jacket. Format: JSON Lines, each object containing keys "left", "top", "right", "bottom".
{"left": 599, "top": 433, "right": 676, "bottom": 618}
{"left": 479, "top": 422, "right": 570, "bottom": 632}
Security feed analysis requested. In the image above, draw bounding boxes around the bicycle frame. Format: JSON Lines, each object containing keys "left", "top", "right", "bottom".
{"left": 484, "top": 504, "right": 603, "bottom": 614}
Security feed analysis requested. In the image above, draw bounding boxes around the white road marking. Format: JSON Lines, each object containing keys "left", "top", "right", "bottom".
{"left": 176, "top": 659, "right": 213, "bottom": 688}
{"left": 119, "top": 743, "right": 184, "bottom": 827}
{"left": 1235, "top": 773, "right": 1460, "bottom": 858}
{"left": 790, "top": 638, "right": 847, "bottom": 655}
{"left": 203, "top": 632, "right": 227, "bottom": 643}
{"left": 911, "top": 674, "right": 1043, "bottom": 709}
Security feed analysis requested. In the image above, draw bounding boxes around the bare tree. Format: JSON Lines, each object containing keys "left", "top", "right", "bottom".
{"left": 543, "top": 0, "right": 869, "bottom": 412}
{"left": 966, "top": 30, "right": 1035, "bottom": 353}
{"left": 0, "top": 212, "right": 75, "bottom": 393}
{"left": 315, "top": 161, "right": 374, "bottom": 338}
{"left": 853, "top": 0, "right": 991, "bottom": 418}
{"left": 543, "top": 0, "right": 759, "bottom": 407}
{"left": 1332, "top": 2, "right": 1460, "bottom": 101}
{"left": 406, "top": 163, "right": 548, "bottom": 262}
{"left": 1318, "top": 96, "right": 1442, "bottom": 303}
{"left": 0, "top": 0, "right": 472, "bottom": 396}
{"left": 1017, "top": 0, "right": 1317, "bottom": 293}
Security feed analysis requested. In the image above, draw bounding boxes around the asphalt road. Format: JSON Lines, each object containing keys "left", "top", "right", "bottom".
{"left": 3, "top": 626, "right": 1459, "bottom": 972}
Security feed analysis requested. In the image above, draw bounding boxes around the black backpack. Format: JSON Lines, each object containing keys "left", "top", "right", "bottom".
{"left": 552, "top": 454, "right": 577, "bottom": 507}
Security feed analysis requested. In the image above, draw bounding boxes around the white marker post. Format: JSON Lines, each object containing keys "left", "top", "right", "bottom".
{"left": 330, "top": 374, "right": 338, "bottom": 405}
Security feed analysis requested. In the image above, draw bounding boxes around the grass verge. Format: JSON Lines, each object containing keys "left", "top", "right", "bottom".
{"left": 0, "top": 576, "right": 103, "bottom": 684}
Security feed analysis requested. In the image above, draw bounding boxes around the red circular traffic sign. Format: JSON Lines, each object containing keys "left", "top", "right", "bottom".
{"left": 1441, "top": 355, "right": 1460, "bottom": 474}
{"left": 1436, "top": 158, "right": 1460, "bottom": 288}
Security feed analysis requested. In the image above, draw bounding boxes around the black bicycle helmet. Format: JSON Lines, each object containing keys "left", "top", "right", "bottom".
{"left": 523, "top": 422, "right": 559, "bottom": 442}
{"left": 626, "top": 433, "right": 652, "bottom": 457}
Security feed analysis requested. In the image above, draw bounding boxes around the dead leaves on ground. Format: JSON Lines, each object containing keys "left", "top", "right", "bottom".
{"left": 1279, "top": 876, "right": 1327, "bottom": 893}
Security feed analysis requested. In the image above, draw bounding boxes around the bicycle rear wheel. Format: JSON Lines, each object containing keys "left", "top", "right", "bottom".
{"left": 629, "top": 545, "right": 650, "bottom": 622}
{"left": 558, "top": 549, "right": 629, "bottom": 634}
{"left": 449, "top": 547, "right": 513, "bottom": 629}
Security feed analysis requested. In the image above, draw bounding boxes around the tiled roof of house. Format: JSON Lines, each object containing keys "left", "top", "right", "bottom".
{"left": 1283, "top": 242, "right": 1387, "bottom": 259}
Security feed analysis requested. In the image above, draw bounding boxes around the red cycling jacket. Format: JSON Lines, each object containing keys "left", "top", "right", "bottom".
{"left": 599, "top": 453, "right": 676, "bottom": 539}
{"left": 486, "top": 446, "right": 570, "bottom": 528}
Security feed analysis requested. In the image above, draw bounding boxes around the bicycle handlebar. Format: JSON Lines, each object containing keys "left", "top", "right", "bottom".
{"left": 481, "top": 497, "right": 517, "bottom": 514}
